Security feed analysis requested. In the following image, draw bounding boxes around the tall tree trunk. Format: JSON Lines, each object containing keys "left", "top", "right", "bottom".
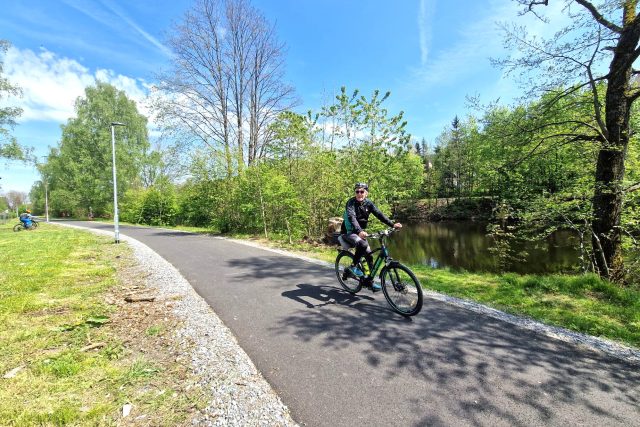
{"left": 591, "top": 3, "right": 640, "bottom": 281}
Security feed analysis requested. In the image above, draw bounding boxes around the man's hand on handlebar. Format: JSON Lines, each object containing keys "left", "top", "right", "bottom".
{"left": 393, "top": 223, "right": 402, "bottom": 229}
{"left": 358, "top": 230, "right": 368, "bottom": 239}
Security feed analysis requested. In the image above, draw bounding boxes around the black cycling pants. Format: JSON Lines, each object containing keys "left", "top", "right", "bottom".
{"left": 343, "top": 233, "right": 373, "bottom": 269}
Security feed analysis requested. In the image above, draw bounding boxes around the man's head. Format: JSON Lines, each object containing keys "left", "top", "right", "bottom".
{"left": 354, "top": 182, "right": 368, "bottom": 202}
{"left": 26, "top": 209, "right": 31, "bottom": 213}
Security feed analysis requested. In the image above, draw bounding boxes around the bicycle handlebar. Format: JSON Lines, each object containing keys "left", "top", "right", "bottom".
{"left": 366, "top": 227, "right": 399, "bottom": 240}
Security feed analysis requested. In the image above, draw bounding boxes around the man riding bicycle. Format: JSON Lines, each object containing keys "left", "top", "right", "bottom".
{"left": 19, "top": 209, "right": 33, "bottom": 229}
{"left": 341, "top": 182, "right": 402, "bottom": 291}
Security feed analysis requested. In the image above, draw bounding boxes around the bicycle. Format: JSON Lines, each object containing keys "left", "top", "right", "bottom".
{"left": 334, "top": 228, "right": 423, "bottom": 316}
{"left": 13, "top": 218, "right": 39, "bottom": 232}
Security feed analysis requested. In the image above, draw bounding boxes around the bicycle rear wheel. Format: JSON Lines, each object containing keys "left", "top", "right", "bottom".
{"left": 13, "top": 223, "right": 24, "bottom": 232}
{"left": 335, "top": 251, "right": 363, "bottom": 294}
{"left": 381, "top": 263, "right": 423, "bottom": 316}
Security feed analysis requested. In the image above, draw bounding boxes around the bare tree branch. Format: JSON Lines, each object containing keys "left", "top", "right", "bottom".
{"left": 625, "top": 181, "right": 640, "bottom": 193}
{"left": 574, "top": 0, "right": 622, "bottom": 33}
{"left": 154, "top": 0, "right": 294, "bottom": 176}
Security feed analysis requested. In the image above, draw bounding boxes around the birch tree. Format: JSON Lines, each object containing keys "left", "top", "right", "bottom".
{"left": 156, "top": 0, "right": 294, "bottom": 175}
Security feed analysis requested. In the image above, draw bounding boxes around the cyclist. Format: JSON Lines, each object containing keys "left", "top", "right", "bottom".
{"left": 19, "top": 209, "right": 33, "bottom": 229}
{"left": 341, "top": 182, "right": 402, "bottom": 291}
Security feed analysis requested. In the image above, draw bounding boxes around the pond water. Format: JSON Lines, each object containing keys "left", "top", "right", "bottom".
{"left": 383, "top": 221, "right": 581, "bottom": 274}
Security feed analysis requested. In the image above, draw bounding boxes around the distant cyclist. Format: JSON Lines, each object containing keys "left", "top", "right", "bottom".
{"left": 19, "top": 209, "right": 33, "bottom": 229}
{"left": 340, "top": 182, "right": 401, "bottom": 291}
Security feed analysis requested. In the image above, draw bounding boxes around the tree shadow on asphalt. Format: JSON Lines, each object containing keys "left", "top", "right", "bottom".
{"left": 148, "top": 230, "right": 199, "bottom": 237}
{"left": 228, "top": 255, "right": 640, "bottom": 426}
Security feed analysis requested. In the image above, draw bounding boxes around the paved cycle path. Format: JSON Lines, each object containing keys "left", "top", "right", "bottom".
{"left": 66, "top": 222, "right": 638, "bottom": 426}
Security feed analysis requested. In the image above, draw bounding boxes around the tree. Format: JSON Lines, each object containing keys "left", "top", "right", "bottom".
{"left": 4, "top": 190, "right": 26, "bottom": 215}
{"left": 156, "top": 0, "right": 294, "bottom": 177}
{"left": 497, "top": 0, "right": 640, "bottom": 282}
{"left": 0, "top": 40, "right": 29, "bottom": 161}
{"left": 317, "top": 87, "right": 420, "bottom": 211}
{"left": 44, "top": 82, "right": 149, "bottom": 216}
{"left": 433, "top": 116, "right": 479, "bottom": 198}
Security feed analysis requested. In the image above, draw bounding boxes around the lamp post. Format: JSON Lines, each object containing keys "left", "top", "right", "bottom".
{"left": 39, "top": 156, "right": 49, "bottom": 222}
{"left": 110, "top": 122, "right": 126, "bottom": 243}
{"left": 44, "top": 180, "right": 49, "bottom": 223}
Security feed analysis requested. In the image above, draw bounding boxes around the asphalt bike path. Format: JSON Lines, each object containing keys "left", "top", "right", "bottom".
{"left": 65, "top": 222, "right": 639, "bottom": 426}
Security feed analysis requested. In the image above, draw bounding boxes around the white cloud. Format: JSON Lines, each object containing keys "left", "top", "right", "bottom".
{"left": 418, "top": 0, "right": 436, "bottom": 66}
{"left": 408, "top": 0, "right": 571, "bottom": 92}
{"left": 2, "top": 46, "right": 152, "bottom": 124}
{"left": 62, "top": 0, "right": 171, "bottom": 57}
{"left": 98, "top": 0, "right": 172, "bottom": 57}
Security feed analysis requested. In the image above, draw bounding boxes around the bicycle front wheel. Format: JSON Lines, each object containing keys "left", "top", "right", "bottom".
{"left": 335, "top": 251, "right": 363, "bottom": 294}
{"left": 31, "top": 221, "right": 38, "bottom": 229}
{"left": 381, "top": 264, "right": 423, "bottom": 316}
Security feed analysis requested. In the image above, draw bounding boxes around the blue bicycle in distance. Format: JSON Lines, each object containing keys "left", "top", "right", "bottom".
{"left": 335, "top": 228, "right": 423, "bottom": 316}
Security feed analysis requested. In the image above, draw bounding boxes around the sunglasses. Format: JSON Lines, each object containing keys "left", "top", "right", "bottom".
{"left": 355, "top": 190, "right": 366, "bottom": 194}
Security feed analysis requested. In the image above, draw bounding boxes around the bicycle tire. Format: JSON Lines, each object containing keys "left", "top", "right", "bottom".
{"left": 13, "top": 223, "right": 24, "bottom": 232}
{"left": 335, "top": 251, "right": 363, "bottom": 294}
{"left": 381, "top": 263, "right": 423, "bottom": 316}
{"left": 31, "top": 221, "right": 38, "bottom": 229}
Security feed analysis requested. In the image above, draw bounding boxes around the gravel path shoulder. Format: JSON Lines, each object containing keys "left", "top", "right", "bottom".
{"left": 60, "top": 224, "right": 298, "bottom": 426}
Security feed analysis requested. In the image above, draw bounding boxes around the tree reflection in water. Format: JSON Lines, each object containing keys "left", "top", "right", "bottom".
{"left": 384, "top": 221, "right": 580, "bottom": 274}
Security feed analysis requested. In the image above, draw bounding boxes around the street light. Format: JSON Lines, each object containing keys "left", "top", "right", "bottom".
{"left": 44, "top": 180, "right": 49, "bottom": 223}
{"left": 40, "top": 156, "right": 49, "bottom": 223}
{"left": 110, "top": 122, "right": 126, "bottom": 243}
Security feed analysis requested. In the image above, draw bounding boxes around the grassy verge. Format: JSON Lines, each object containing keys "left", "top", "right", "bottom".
{"left": 410, "top": 266, "right": 640, "bottom": 348}
{"left": 75, "top": 219, "right": 640, "bottom": 348}
{"left": 0, "top": 223, "right": 203, "bottom": 425}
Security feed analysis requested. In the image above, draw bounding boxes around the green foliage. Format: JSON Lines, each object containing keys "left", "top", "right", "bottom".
{"left": 41, "top": 82, "right": 149, "bottom": 217}
{"left": 432, "top": 116, "right": 482, "bottom": 198}
{"left": 151, "top": 91, "right": 423, "bottom": 240}
{"left": 0, "top": 40, "right": 30, "bottom": 162}
{"left": 175, "top": 180, "right": 219, "bottom": 228}
{"left": 121, "top": 178, "right": 178, "bottom": 226}
{"left": 426, "top": 86, "right": 640, "bottom": 282}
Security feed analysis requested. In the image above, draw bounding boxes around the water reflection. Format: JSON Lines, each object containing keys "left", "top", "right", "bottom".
{"left": 384, "top": 222, "right": 580, "bottom": 274}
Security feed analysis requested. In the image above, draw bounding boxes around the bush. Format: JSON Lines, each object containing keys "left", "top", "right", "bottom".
{"left": 120, "top": 181, "right": 178, "bottom": 226}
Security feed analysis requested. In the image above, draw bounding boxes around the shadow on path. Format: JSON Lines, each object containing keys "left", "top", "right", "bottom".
{"left": 227, "top": 255, "right": 639, "bottom": 425}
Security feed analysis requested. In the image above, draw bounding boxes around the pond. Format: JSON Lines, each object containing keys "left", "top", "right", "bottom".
{"left": 383, "top": 221, "right": 581, "bottom": 274}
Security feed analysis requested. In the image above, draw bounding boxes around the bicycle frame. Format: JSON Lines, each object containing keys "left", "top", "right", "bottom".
{"left": 335, "top": 227, "right": 423, "bottom": 316}
{"left": 339, "top": 229, "right": 396, "bottom": 281}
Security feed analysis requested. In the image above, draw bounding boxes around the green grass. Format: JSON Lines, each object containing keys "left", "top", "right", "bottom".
{"left": 409, "top": 266, "right": 640, "bottom": 347}
{"left": 0, "top": 223, "right": 202, "bottom": 426}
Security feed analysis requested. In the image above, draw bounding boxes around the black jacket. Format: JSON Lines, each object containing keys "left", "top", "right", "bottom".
{"left": 340, "top": 197, "right": 394, "bottom": 234}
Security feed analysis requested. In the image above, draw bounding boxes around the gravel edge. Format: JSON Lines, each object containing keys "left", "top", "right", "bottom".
{"left": 57, "top": 223, "right": 298, "bottom": 426}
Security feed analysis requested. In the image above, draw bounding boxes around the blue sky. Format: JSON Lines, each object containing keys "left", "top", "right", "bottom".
{"left": 0, "top": 0, "right": 568, "bottom": 195}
